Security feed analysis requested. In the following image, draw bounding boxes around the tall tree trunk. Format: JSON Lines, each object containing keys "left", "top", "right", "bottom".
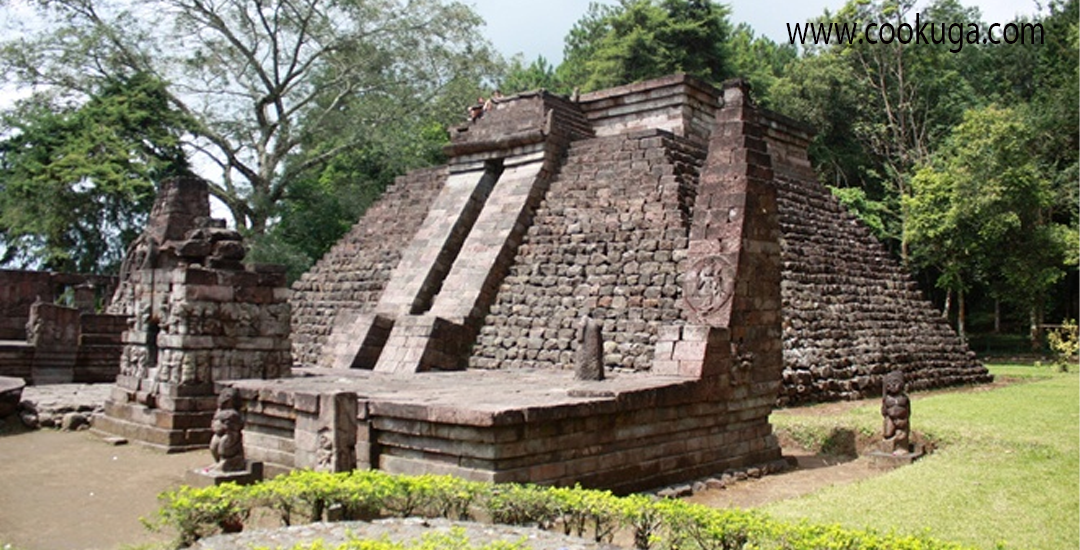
{"left": 957, "top": 288, "right": 967, "bottom": 343}
{"left": 1030, "top": 305, "right": 1044, "bottom": 352}
{"left": 993, "top": 299, "right": 1001, "bottom": 334}
{"left": 943, "top": 289, "right": 952, "bottom": 319}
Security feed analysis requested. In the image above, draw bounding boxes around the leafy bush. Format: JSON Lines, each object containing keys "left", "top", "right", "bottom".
{"left": 1047, "top": 319, "right": 1078, "bottom": 372}
{"left": 146, "top": 483, "right": 252, "bottom": 547}
{"left": 149, "top": 470, "right": 978, "bottom": 550}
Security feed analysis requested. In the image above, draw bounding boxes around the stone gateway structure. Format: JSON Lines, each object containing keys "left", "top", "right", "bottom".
{"left": 231, "top": 75, "right": 989, "bottom": 491}
{"left": 93, "top": 177, "right": 292, "bottom": 451}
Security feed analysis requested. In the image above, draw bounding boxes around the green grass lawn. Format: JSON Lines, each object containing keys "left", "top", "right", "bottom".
{"left": 765, "top": 364, "right": 1079, "bottom": 550}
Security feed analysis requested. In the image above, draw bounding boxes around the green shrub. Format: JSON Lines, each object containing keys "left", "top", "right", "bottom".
{"left": 145, "top": 483, "right": 252, "bottom": 548}
{"left": 150, "top": 470, "right": 977, "bottom": 550}
{"left": 1047, "top": 319, "right": 1078, "bottom": 372}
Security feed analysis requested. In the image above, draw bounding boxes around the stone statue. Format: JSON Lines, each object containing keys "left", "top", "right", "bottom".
{"left": 574, "top": 315, "right": 604, "bottom": 381}
{"left": 881, "top": 370, "right": 911, "bottom": 454}
{"left": 209, "top": 388, "right": 246, "bottom": 472}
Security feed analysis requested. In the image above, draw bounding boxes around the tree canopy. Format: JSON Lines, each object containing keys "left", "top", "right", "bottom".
{"left": 0, "top": 72, "right": 192, "bottom": 272}
{"left": 1, "top": 0, "right": 497, "bottom": 237}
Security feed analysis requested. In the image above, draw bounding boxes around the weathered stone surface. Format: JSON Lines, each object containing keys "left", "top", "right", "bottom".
{"left": 881, "top": 370, "right": 911, "bottom": 454}
{"left": 259, "top": 74, "right": 990, "bottom": 493}
{"left": 60, "top": 411, "right": 89, "bottom": 431}
{"left": 573, "top": 316, "right": 604, "bottom": 381}
{"left": 95, "top": 177, "right": 291, "bottom": 451}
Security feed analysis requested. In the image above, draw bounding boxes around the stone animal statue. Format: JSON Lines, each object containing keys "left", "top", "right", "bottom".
{"left": 209, "top": 388, "right": 246, "bottom": 472}
{"left": 881, "top": 370, "right": 911, "bottom": 454}
{"left": 574, "top": 315, "right": 604, "bottom": 381}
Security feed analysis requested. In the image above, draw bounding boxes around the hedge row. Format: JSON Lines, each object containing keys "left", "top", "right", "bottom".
{"left": 147, "top": 469, "right": 975, "bottom": 550}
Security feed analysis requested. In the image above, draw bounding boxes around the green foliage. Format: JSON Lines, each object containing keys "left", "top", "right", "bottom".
{"left": 149, "top": 468, "right": 978, "bottom": 550}
{"left": 499, "top": 56, "right": 565, "bottom": 96}
{"left": 906, "top": 105, "right": 1070, "bottom": 322}
{"left": 2, "top": 0, "right": 498, "bottom": 240}
{"left": 1046, "top": 320, "right": 1078, "bottom": 371}
{"left": 145, "top": 483, "right": 252, "bottom": 548}
{"left": 558, "top": 0, "right": 733, "bottom": 92}
{"left": 0, "top": 72, "right": 192, "bottom": 273}
{"left": 724, "top": 23, "right": 796, "bottom": 107}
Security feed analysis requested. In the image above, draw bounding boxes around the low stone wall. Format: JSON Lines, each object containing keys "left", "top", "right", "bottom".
{"left": 578, "top": 74, "right": 720, "bottom": 145}
{"left": 0, "top": 302, "right": 127, "bottom": 385}
{"left": 75, "top": 314, "right": 128, "bottom": 383}
{"left": 231, "top": 367, "right": 781, "bottom": 493}
{"left": 0, "top": 270, "right": 117, "bottom": 340}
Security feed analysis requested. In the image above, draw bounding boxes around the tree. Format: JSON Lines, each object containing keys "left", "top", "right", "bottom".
{"left": 906, "top": 106, "right": 1071, "bottom": 344}
{"left": 1, "top": 0, "right": 498, "bottom": 237}
{"left": 558, "top": 0, "right": 733, "bottom": 92}
{"left": 0, "top": 72, "right": 192, "bottom": 273}
{"left": 725, "top": 23, "right": 796, "bottom": 107}
{"left": 499, "top": 55, "right": 564, "bottom": 95}
{"left": 831, "top": 0, "right": 980, "bottom": 263}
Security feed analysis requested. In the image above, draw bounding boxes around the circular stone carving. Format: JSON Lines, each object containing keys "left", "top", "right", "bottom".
{"left": 683, "top": 255, "right": 735, "bottom": 318}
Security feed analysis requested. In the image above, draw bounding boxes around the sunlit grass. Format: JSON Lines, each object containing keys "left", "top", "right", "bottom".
{"left": 764, "top": 364, "right": 1079, "bottom": 550}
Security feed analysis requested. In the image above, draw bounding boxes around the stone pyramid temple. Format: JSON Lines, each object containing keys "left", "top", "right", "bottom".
{"left": 100, "top": 75, "right": 988, "bottom": 491}
{"left": 291, "top": 74, "right": 990, "bottom": 405}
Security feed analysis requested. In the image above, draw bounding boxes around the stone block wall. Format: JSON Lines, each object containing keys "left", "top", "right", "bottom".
{"left": 95, "top": 177, "right": 292, "bottom": 451}
{"left": 369, "top": 381, "right": 779, "bottom": 493}
{"left": 290, "top": 167, "right": 447, "bottom": 368}
{"left": 0, "top": 270, "right": 117, "bottom": 340}
{"left": 75, "top": 313, "right": 128, "bottom": 383}
{"left": 317, "top": 92, "right": 593, "bottom": 373}
{"left": 0, "top": 299, "right": 126, "bottom": 384}
{"left": 291, "top": 73, "right": 990, "bottom": 406}
{"left": 469, "top": 129, "right": 705, "bottom": 372}
{"left": 578, "top": 74, "right": 720, "bottom": 145}
{"left": 760, "top": 112, "right": 991, "bottom": 404}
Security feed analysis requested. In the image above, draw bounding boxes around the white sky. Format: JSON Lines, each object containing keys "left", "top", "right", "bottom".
{"left": 468, "top": 0, "right": 1048, "bottom": 64}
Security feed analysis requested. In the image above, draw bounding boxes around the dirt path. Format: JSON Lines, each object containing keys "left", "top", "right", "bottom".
{"left": 0, "top": 429, "right": 208, "bottom": 550}
{"left": 0, "top": 428, "right": 886, "bottom": 550}
{"left": 685, "top": 451, "right": 881, "bottom": 509}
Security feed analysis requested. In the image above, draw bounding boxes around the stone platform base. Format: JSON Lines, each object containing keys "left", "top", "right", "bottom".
{"left": 185, "top": 461, "right": 264, "bottom": 487}
{"left": 91, "top": 407, "right": 211, "bottom": 453}
{"left": 230, "top": 368, "right": 783, "bottom": 493}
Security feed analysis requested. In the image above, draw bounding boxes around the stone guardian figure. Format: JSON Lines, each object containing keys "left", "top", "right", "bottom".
{"left": 209, "top": 388, "right": 246, "bottom": 472}
{"left": 574, "top": 315, "right": 604, "bottom": 381}
{"left": 881, "top": 370, "right": 911, "bottom": 454}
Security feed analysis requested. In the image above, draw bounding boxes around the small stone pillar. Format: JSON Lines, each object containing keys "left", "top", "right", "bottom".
{"left": 574, "top": 315, "right": 604, "bottom": 381}
{"left": 296, "top": 391, "right": 358, "bottom": 472}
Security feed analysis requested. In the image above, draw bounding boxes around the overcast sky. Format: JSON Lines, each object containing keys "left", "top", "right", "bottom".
{"left": 468, "top": 0, "right": 1047, "bottom": 64}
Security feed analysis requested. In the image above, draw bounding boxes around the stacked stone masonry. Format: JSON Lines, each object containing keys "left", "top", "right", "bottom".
{"left": 469, "top": 130, "right": 704, "bottom": 372}
{"left": 290, "top": 168, "right": 447, "bottom": 368}
{"left": 0, "top": 270, "right": 123, "bottom": 385}
{"left": 94, "top": 177, "right": 291, "bottom": 451}
{"left": 290, "top": 74, "right": 990, "bottom": 405}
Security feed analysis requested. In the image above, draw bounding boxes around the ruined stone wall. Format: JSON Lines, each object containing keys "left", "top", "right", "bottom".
{"left": 290, "top": 167, "right": 447, "bottom": 367}
{"left": 761, "top": 112, "right": 991, "bottom": 405}
{"left": 0, "top": 271, "right": 117, "bottom": 340}
{"left": 469, "top": 130, "right": 704, "bottom": 371}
